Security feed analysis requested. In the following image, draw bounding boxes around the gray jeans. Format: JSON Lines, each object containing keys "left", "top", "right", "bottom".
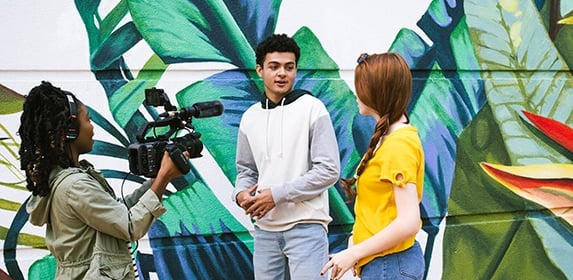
{"left": 254, "top": 223, "right": 328, "bottom": 280}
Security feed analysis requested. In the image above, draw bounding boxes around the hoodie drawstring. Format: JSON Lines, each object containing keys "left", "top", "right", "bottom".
{"left": 264, "top": 97, "right": 286, "bottom": 160}
{"left": 265, "top": 99, "right": 271, "bottom": 161}
{"left": 279, "top": 98, "right": 285, "bottom": 158}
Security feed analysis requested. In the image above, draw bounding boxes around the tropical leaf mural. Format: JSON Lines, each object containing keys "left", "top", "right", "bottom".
{"left": 2, "top": 0, "right": 573, "bottom": 279}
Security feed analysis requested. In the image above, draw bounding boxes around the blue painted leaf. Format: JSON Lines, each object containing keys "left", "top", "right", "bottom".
{"left": 391, "top": 17, "right": 486, "bottom": 223}
{"left": 389, "top": 2, "right": 487, "bottom": 273}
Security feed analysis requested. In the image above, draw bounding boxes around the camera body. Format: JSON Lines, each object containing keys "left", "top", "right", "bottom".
{"left": 127, "top": 88, "right": 223, "bottom": 177}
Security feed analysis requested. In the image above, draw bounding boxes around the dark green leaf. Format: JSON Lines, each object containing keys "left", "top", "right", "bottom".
{"left": 91, "top": 22, "right": 143, "bottom": 70}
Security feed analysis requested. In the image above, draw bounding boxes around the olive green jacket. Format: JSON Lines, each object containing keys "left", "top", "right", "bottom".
{"left": 26, "top": 160, "right": 166, "bottom": 279}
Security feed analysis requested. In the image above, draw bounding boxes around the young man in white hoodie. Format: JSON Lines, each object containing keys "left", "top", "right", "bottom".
{"left": 232, "top": 34, "right": 340, "bottom": 279}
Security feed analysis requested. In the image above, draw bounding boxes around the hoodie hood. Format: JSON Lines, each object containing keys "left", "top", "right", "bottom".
{"left": 260, "top": 89, "right": 310, "bottom": 109}
{"left": 27, "top": 166, "right": 66, "bottom": 226}
{"left": 26, "top": 160, "right": 96, "bottom": 226}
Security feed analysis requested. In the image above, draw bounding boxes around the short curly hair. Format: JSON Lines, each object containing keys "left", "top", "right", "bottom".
{"left": 255, "top": 33, "right": 300, "bottom": 67}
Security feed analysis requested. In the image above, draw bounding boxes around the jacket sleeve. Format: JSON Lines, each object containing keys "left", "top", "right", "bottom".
{"left": 65, "top": 175, "right": 165, "bottom": 241}
{"left": 272, "top": 113, "right": 341, "bottom": 204}
{"left": 121, "top": 180, "right": 153, "bottom": 207}
{"left": 232, "top": 129, "right": 258, "bottom": 204}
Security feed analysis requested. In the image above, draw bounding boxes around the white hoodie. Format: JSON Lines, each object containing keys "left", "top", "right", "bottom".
{"left": 233, "top": 89, "right": 340, "bottom": 232}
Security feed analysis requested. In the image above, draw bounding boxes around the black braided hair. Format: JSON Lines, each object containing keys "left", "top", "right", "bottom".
{"left": 18, "top": 81, "right": 77, "bottom": 197}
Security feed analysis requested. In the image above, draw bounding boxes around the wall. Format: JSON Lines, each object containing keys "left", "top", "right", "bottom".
{"left": 1, "top": 0, "right": 572, "bottom": 279}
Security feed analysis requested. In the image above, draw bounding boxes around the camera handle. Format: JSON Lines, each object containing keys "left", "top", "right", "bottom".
{"left": 165, "top": 143, "right": 191, "bottom": 174}
{"left": 136, "top": 116, "right": 183, "bottom": 143}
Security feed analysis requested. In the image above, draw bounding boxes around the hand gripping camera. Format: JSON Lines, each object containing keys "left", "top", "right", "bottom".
{"left": 127, "top": 88, "right": 223, "bottom": 177}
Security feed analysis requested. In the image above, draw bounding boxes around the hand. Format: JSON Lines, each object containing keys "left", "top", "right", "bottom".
{"left": 150, "top": 151, "right": 188, "bottom": 199}
{"left": 242, "top": 188, "right": 275, "bottom": 219}
{"left": 320, "top": 249, "right": 358, "bottom": 280}
{"left": 236, "top": 184, "right": 258, "bottom": 210}
{"left": 157, "top": 151, "right": 187, "bottom": 180}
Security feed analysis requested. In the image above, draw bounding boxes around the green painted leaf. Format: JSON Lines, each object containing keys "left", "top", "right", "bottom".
{"left": 447, "top": 104, "right": 571, "bottom": 279}
{"left": 0, "top": 84, "right": 25, "bottom": 115}
{"left": 0, "top": 225, "right": 45, "bottom": 248}
{"left": 466, "top": 0, "right": 573, "bottom": 166}
{"left": 554, "top": 25, "right": 573, "bottom": 70}
{"left": 108, "top": 54, "right": 167, "bottom": 128}
{"left": 27, "top": 254, "right": 56, "bottom": 280}
{"left": 0, "top": 198, "right": 20, "bottom": 211}
{"left": 454, "top": 0, "right": 573, "bottom": 279}
{"left": 127, "top": 0, "right": 255, "bottom": 67}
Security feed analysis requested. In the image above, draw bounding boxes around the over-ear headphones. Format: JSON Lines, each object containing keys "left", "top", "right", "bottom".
{"left": 63, "top": 91, "right": 79, "bottom": 142}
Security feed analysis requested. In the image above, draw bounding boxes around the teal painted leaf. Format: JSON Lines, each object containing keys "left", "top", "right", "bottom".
{"left": 27, "top": 254, "right": 56, "bottom": 280}
{"left": 176, "top": 69, "right": 257, "bottom": 182}
{"left": 98, "top": 0, "right": 129, "bottom": 40}
{"left": 74, "top": 0, "right": 103, "bottom": 50}
{"left": 91, "top": 22, "right": 143, "bottom": 70}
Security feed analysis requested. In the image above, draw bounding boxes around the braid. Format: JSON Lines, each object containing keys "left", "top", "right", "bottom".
{"left": 341, "top": 115, "right": 390, "bottom": 201}
{"left": 19, "top": 81, "right": 75, "bottom": 196}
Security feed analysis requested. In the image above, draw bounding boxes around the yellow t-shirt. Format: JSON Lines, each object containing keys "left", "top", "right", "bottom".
{"left": 353, "top": 125, "right": 424, "bottom": 271}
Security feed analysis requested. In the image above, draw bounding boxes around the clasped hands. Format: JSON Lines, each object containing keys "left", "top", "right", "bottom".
{"left": 237, "top": 184, "right": 275, "bottom": 219}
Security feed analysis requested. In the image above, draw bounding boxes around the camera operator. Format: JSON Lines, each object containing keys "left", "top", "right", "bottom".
{"left": 19, "top": 81, "right": 187, "bottom": 279}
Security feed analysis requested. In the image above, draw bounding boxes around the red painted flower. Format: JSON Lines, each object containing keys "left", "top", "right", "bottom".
{"left": 480, "top": 110, "right": 573, "bottom": 226}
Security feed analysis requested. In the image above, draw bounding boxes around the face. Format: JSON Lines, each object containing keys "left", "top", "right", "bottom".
{"left": 256, "top": 52, "right": 297, "bottom": 102}
{"left": 70, "top": 104, "right": 94, "bottom": 155}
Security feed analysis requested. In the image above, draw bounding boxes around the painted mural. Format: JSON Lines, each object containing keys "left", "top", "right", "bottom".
{"left": 1, "top": 0, "right": 572, "bottom": 279}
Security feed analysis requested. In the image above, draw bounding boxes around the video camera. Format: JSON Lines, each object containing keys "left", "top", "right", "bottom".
{"left": 127, "top": 87, "right": 223, "bottom": 177}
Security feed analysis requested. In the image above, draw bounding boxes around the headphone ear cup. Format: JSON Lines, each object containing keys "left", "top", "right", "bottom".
{"left": 63, "top": 91, "right": 79, "bottom": 142}
{"left": 65, "top": 116, "right": 79, "bottom": 142}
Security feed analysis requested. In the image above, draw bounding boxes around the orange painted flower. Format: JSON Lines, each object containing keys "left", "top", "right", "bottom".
{"left": 480, "top": 110, "right": 573, "bottom": 226}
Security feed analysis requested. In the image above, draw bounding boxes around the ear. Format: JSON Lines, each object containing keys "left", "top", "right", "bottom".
{"left": 256, "top": 64, "right": 263, "bottom": 77}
